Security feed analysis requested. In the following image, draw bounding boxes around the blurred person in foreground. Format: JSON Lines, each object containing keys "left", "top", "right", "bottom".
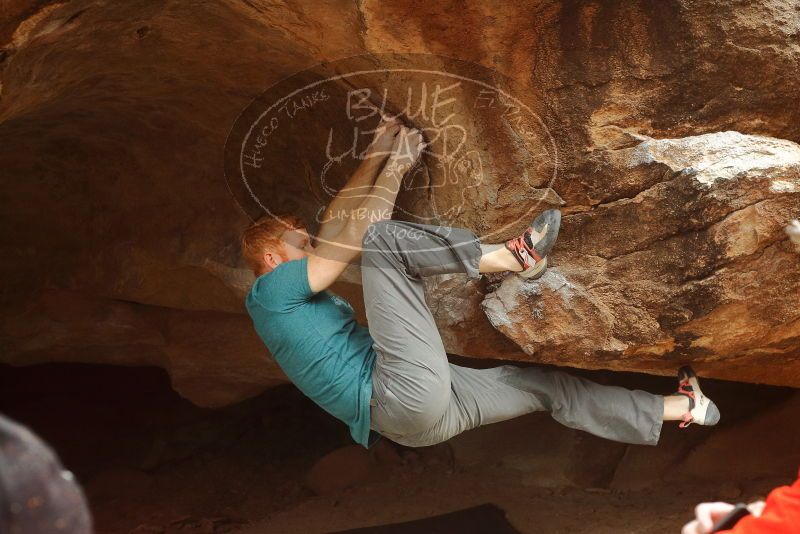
{"left": 682, "top": 468, "right": 800, "bottom": 533}
{"left": 682, "top": 220, "right": 800, "bottom": 534}
{"left": 0, "top": 413, "right": 92, "bottom": 534}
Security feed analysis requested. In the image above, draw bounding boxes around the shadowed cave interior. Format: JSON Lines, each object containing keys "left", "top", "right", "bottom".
{"left": 1, "top": 361, "right": 799, "bottom": 533}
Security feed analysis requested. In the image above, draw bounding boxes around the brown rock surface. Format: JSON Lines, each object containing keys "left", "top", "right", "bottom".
{"left": 481, "top": 131, "right": 800, "bottom": 383}
{"left": 1, "top": 0, "right": 798, "bottom": 405}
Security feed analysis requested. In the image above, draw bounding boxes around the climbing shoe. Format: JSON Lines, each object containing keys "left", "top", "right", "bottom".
{"left": 675, "top": 365, "right": 720, "bottom": 427}
{"left": 504, "top": 209, "right": 561, "bottom": 279}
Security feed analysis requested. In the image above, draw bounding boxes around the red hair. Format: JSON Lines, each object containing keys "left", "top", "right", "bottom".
{"left": 240, "top": 213, "right": 305, "bottom": 275}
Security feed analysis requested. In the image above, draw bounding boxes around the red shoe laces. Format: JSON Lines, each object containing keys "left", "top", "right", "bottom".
{"left": 506, "top": 227, "right": 541, "bottom": 269}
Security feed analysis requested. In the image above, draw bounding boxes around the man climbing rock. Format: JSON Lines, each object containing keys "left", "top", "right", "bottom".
{"left": 240, "top": 116, "right": 720, "bottom": 449}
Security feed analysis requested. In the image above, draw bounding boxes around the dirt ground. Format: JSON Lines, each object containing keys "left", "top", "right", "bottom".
{"left": 1, "top": 362, "right": 797, "bottom": 534}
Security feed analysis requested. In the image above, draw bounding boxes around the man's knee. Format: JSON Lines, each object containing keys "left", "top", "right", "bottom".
{"left": 406, "top": 380, "right": 450, "bottom": 434}
{"left": 362, "top": 220, "right": 423, "bottom": 248}
{"left": 498, "top": 366, "right": 569, "bottom": 412}
{"left": 389, "top": 370, "right": 451, "bottom": 435}
{"left": 361, "top": 221, "right": 419, "bottom": 272}
{"left": 362, "top": 220, "right": 394, "bottom": 248}
{"left": 540, "top": 370, "right": 593, "bottom": 428}
{"left": 360, "top": 221, "right": 395, "bottom": 271}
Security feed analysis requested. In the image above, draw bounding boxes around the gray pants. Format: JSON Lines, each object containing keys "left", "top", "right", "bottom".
{"left": 360, "top": 220, "right": 664, "bottom": 448}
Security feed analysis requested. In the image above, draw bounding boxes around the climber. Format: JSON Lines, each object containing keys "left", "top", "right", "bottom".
{"left": 240, "top": 115, "right": 720, "bottom": 449}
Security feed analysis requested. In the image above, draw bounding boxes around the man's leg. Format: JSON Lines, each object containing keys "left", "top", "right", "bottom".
{"left": 361, "top": 219, "right": 687, "bottom": 447}
{"left": 387, "top": 363, "right": 665, "bottom": 448}
{"left": 361, "top": 220, "right": 483, "bottom": 438}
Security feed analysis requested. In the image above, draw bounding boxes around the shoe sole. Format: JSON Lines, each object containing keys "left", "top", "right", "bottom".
{"left": 530, "top": 209, "right": 561, "bottom": 259}
{"left": 520, "top": 256, "right": 548, "bottom": 279}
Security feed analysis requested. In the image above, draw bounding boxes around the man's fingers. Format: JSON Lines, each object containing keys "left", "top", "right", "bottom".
{"left": 374, "top": 115, "right": 402, "bottom": 136}
{"left": 406, "top": 128, "right": 422, "bottom": 146}
{"left": 394, "top": 126, "right": 410, "bottom": 146}
{"left": 379, "top": 114, "right": 402, "bottom": 129}
{"left": 381, "top": 117, "right": 401, "bottom": 128}
{"left": 389, "top": 127, "right": 428, "bottom": 161}
{"left": 378, "top": 120, "right": 400, "bottom": 132}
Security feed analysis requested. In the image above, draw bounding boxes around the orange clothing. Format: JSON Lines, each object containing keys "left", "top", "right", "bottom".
{"left": 721, "top": 469, "right": 800, "bottom": 533}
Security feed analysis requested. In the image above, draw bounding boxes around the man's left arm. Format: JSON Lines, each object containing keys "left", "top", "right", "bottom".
{"left": 315, "top": 116, "right": 402, "bottom": 245}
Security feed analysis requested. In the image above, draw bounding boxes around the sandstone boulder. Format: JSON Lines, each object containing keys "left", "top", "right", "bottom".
{"left": 481, "top": 132, "right": 800, "bottom": 384}
{"left": 1, "top": 0, "right": 798, "bottom": 405}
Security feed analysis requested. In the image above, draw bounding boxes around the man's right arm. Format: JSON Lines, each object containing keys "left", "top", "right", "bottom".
{"left": 306, "top": 127, "right": 425, "bottom": 294}
{"left": 306, "top": 222, "right": 365, "bottom": 294}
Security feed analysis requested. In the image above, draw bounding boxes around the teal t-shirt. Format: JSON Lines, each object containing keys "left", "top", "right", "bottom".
{"left": 245, "top": 256, "right": 379, "bottom": 447}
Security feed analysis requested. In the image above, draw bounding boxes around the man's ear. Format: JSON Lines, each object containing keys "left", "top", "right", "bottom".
{"left": 263, "top": 250, "right": 280, "bottom": 270}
